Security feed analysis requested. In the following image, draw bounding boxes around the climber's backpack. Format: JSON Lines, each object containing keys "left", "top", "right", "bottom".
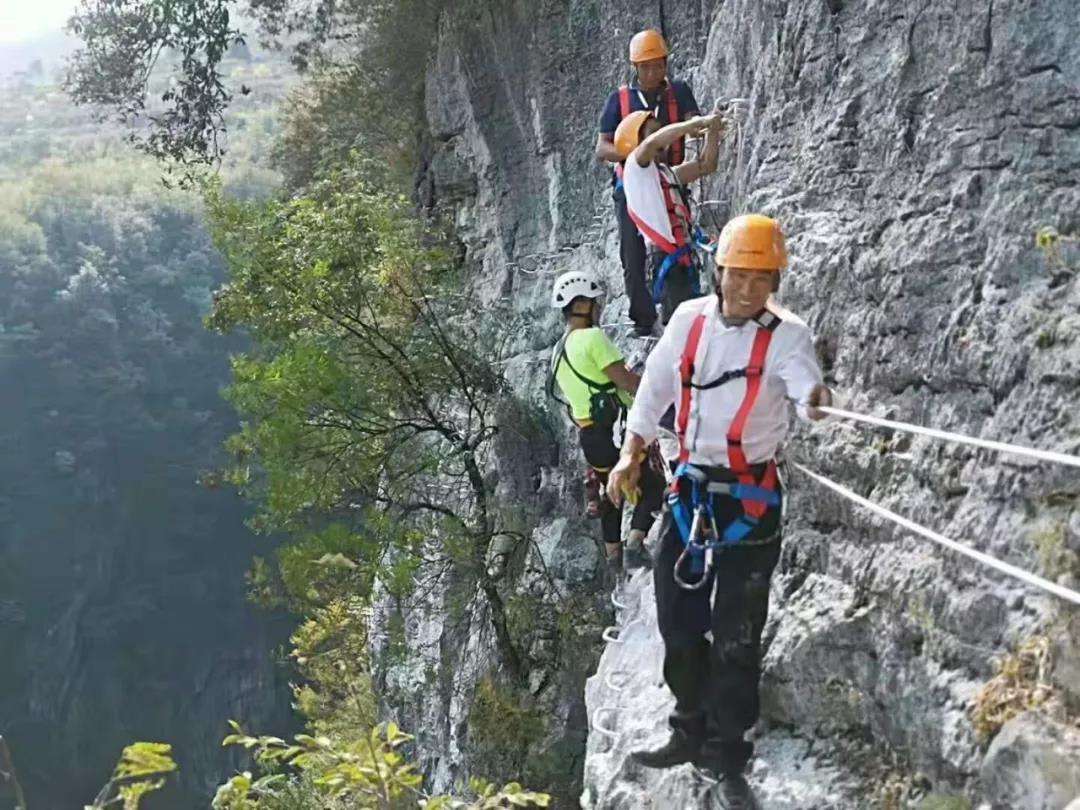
{"left": 547, "top": 338, "right": 624, "bottom": 428}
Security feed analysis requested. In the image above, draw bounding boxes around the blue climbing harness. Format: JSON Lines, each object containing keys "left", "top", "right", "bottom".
{"left": 651, "top": 225, "right": 714, "bottom": 305}
{"left": 668, "top": 464, "right": 781, "bottom": 590}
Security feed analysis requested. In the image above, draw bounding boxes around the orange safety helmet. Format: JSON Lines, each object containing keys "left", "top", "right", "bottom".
{"left": 629, "top": 29, "right": 669, "bottom": 64}
{"left": 613, "top": 110, "right": 653, "bottom": 159}
{"left": 714, "top": 214, "right": 788, "bottom": 271}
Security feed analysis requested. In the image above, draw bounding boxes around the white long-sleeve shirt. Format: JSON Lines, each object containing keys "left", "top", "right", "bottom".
{"left": 626, "top": 295, "right": 824, "bottom": 466}
{"left": 623, "top": 158, "right": 678, "bottom": 252}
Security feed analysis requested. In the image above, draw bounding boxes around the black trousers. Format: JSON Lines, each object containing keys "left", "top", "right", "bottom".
{"left": 579, "top": 423, "right": 664, "bottom": 546}
{"left": 613, "top": 186, "right": 654, "bottom": 332}
{"left": 650, "top": 249, "right": 701, "bottom": 326}
{"left": 653, "top": 465, "right": 782, "bottom": 773}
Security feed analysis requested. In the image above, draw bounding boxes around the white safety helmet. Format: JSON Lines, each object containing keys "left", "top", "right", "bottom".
{"left": 551, "top": 271, "right": 603, "bottom": 309}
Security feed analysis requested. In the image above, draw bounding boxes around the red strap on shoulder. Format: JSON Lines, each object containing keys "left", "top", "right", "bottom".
{"left": 619, "top": 85, "right": 631, "bottom": 120}
{"left": 677, "top": 314, "right": 707, "bottom": 463}
{"left": 667, "top": 85, "right": 684, "bottom": 164}
{"left": 726, "top": 325, "right": 773, "bottom": 475}
{"left": 658, "top": 169, "right": 690, "bottom": 256}
{"left": 727, "top": 317, "right": 780, "bottom": 518}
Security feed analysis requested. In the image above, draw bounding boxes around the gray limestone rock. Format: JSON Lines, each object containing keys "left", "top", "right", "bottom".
{"left": 582, "top": 569, "right": 876, "bottom": 809}
{"left": 392, "top": 0, "right": 1080, "bottom": 804}
{"left": 980, "top": 712, "right": 1080, "bottom": 810}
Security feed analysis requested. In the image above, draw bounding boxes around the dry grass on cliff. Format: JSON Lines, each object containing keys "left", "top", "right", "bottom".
{"left": 970, "top": 635, "right": 1054, "bottom": 744}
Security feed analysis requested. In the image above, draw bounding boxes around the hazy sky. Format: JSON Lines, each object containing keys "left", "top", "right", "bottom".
{"left": 0, "top": 0, "right": 79, "bottom": 44}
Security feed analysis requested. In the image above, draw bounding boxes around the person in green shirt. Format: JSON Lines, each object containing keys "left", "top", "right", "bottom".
{"left": 549, "top": 271, "right": 665, "bottom": 576}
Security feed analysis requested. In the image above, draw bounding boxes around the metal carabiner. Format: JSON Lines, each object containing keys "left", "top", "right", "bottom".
{"left": 673, "top": 544, "right": 714, "bottom": 590}
{"left": 672, "top": 504, "right": 716, "bottom": 590}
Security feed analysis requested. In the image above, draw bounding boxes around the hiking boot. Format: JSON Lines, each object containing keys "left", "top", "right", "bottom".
{"left": 696, "top": 738, "right": 753, "bottom": 774}
{"left": 583, "top": 468, "right": 602, "bottom": 518}
{"left": 711, "top": 773, "right": 759, "bottom": 810}
{"left": 630, "top": 732, "right": 701, "bottom": 769}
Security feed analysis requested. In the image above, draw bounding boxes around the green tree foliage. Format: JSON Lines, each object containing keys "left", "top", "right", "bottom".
{"left": 0, "top": 32, "right": 290, "bottom": 188}
{"left": 0, "top": 157, "right": 293, "bottom": 809}
{"left": 0, "top": 736, "right": 29, "bottom": 810}
{"left": 9, "top": 724, "right": 546, "bottom": 809}
{"left": 213, "top": 722, "right": 549, "bottom": 810}
{"left": 65, "top": 0, "right": 442, "bottom": 183}
{"left": 288, "top": 597, "right": 378, "bottom": 740}
{"left": 271, "top": 0, "right": 443, "bottom": 190}
{"left": 86, "top": 743, "right": 177, "bottom": 810}
{"left": 65, "top": 0, "right": 247, "bottom": 174}
{"left": 204, "top": 157, "right": 529, "bottom": 677}
{"left": 3, "top": 739, "right": 178, "bottom": 810}
{"left": 466, "top": 677, "right": 546, "bottom": 783}
{"left": 207, "top": 567, "right": 547, "bottom": 808}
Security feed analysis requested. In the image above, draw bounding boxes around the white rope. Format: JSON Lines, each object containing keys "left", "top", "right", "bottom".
{"left": 726, "top": 98, "right": 750, "bottom": 211}
{"left": 818, "top": 405, "right": 1080, "bottom": 470}
{"left": 792, "top": 462, "right": 1080, "bottom": 607}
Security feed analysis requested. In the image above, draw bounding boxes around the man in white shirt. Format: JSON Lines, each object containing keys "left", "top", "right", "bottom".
{"left": 607, "top": 214, "right": 831, "bottom": 805}
{"left": 613, "top": 107, "right": 725, "bottom": 326}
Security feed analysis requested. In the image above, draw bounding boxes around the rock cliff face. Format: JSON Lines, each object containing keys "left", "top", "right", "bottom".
{"left": 383, "top": 0, "right": 1080, "bottom": 807}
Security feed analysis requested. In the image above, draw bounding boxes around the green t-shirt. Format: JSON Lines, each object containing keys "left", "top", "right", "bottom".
{"left": 553, "top": 327, "right": 633, "bottom": 422}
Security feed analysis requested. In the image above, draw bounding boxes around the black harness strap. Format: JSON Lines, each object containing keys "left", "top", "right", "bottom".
{"left": 688, "top": 367, "right": 747, "bottom": 391}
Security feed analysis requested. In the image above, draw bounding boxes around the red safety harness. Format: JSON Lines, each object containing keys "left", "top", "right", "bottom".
{"left": 675, "top": 307, "right": 782, "bottom": 522}
{"left": 658, "top": 165, "right": 692, "bottom": 258}
{"left": 616, "top": 81, "right": 686, "bottom": 176}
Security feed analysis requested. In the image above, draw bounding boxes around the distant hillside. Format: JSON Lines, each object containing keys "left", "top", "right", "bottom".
{"left": 0, "top": 30, "right": 75, "bottom": 80}
{"left": 0, "top": 37, "right": 295, "bottom": 183}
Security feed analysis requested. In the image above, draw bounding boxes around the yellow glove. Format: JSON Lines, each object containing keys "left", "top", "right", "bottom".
{"left": 618, "top": 450, "right": 648, "bottom": 506}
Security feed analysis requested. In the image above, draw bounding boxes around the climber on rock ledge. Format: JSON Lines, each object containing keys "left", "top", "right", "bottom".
{"left": 614, "top": 107, "right": 727, "bottom": 327}
{"left": 606, "top": 214, "right": 832, "bottom": 808}
{"left": 596, "top": 28, "right": 700, "bottom": 337}
{"left": 547, "top": 271, "right": 666, "bottom": 582}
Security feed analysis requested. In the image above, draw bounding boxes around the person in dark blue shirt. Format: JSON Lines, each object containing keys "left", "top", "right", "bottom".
{"left": 595, "top": 29, "right": 700, "bottom": 336}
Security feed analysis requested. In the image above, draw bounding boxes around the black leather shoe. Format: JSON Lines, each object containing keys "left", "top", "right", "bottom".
{"left": 712, "top": 773, "right": 760, "bottom": 810}
{"left": 630, "top": 732, "right": 701, "bottom": 768}
{"left": 696, "top": 737, "right": 753, "bottom": 773}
